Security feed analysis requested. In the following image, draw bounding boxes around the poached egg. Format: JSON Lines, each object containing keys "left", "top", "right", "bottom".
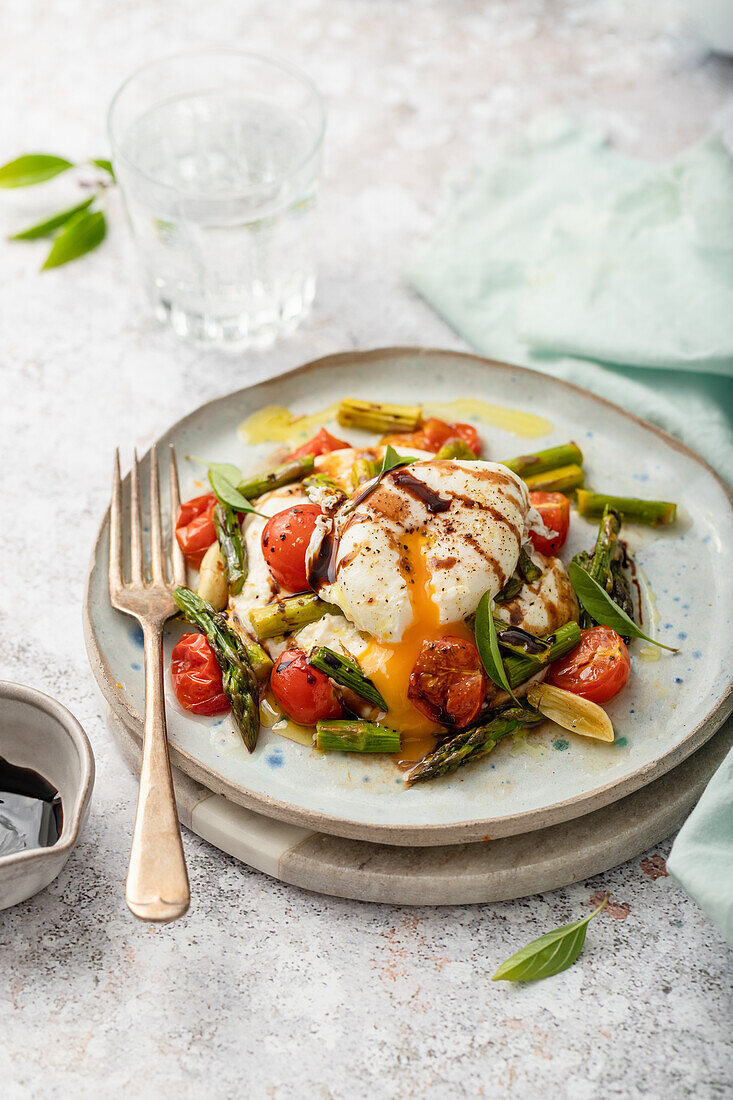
{"left": 305, "top": 458, "right": 532, "bottom": 738}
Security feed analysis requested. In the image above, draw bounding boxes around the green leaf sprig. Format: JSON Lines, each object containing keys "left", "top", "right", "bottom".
{"left": 475, "top": 591, "right": 517, "bottom": 700}
{"left": 568, "top": 562, "right": 678, "bottom": 652}
{"left": 0, "top": 152, "right": 115, "bottom": 270}
{"left": 0, "top": 155, "right": 74, "bottom": 188}
{"left": 342, "top": 444, "right": 418, "bottom": 515}
{"left": 492, "top": 893, "right": 608, "bottom": 982}
{"left": 187, "top": 456, "right": 265, "bottom": 517}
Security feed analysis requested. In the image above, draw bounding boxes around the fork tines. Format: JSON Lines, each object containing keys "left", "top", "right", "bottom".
{"left": 109, "top": 444, "right": 187, "bottom": 591}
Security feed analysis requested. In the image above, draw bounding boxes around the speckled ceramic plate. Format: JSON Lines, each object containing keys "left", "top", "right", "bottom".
{"left": 84, "top": 348, "right": 733, "bottom": 846}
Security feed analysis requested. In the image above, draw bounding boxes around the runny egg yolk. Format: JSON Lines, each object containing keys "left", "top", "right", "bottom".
{"left": 359, "top": 529, "right": 476, "bottom": 746}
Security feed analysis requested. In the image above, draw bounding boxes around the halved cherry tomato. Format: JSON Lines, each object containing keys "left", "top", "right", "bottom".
{"left": 270, "top": 649, "right": 343, "bottom": 725}
{"left": 408, "top": 636, "right": 487, "bottom": 729}
{"left": 528, "top": 491, "right": 571, "bottom": 555}
{"left": 171, "top": 633, "right": 230, "bottom": 715}
{"left": 175, "top": 493, "right": 218, "bottom": 568}
{"left": 549, "top": 626, "right": 630, "bottom": 704}
{"left": 261, "top": 504, "right": 323, "bottom": 592}
{"left": 385, "top": 418, "right": 481, "bottom": 457}
{"left": 288, "top": 428, "right": 350, "bottom": 460}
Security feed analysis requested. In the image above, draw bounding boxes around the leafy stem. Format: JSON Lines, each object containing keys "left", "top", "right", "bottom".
{"left": 1, "top": 152, "right": 115, "bottom": 269}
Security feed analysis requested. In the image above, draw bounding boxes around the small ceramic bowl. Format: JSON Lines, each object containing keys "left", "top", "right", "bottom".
{"left": 0, "top": 681, "right": 95, "bottom": 910}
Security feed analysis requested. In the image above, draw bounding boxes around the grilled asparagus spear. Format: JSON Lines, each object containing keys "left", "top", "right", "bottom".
{"left": 213, "top": 503, "right": 247, "bottom": 595}
{"left": 173, "top": 586, "right": 261, "bottom": 752}
{"left": 576, "top": 490, "right": 676, "bottom": 527}
{"left": 309, "top": 646, "right": 387, "bottom": 709}
{"left": 573, "top": 504, "right": 621, "bottom": 629}
{"left": 524, "top": 464, "right": 584, "bottom": 493}
{"left": 502, "top": 442, "right": 583, "bottom": 479}
{"left": 337, "top": 398, "right": 422, "bottom": 434}
{"left": 349, "top": 457, "right": 378, "bottom": 491}
{"left": 316, "top": 719, "right": 401, "bottom": 753}
{"left": 237, "top": 455, "right": 315, "bottom": 500}
{"left": 502, "top": 621, "right": 581, "bottom": 686}
{"left": 405, "top": 706, "right": 542, "bottom": 785}
{"left": 436, "top": 439, "right": 478, "bottom": 460}
{"left": 249, "top": 593, "right": 340, "bottom": 640}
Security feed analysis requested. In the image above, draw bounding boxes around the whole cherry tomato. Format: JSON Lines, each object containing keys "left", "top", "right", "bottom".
{"left": 261, "top": 504, "right": 323, "bottom": 592}
{"left": 549, "top": 626, "right": 630, "bottom": 704}
{"left": 384, "top": 418, "right": 481, "bottom": 457}
{"left": 171, "top": 633, "right": 230, "bottom": 715}
{"left": 528, "top": 491, "right": 571, "bottom": 556}
{"left": 270, "top": 649, "right": 343, "bottom": 725}
{"left": 175, "top": 493, "right": 218, "bottom": 568}
{"left": 288, "top": 428, "right": 350, "bottom": 460}
{"left": 408, "top": 636, "right": 487, "bottom": 728}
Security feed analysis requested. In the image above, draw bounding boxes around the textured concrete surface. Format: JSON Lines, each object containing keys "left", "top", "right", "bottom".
{"left": 1, "top": 1, "right": 732, "bottom": 1097}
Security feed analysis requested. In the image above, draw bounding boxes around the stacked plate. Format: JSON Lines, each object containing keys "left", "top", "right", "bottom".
{"left": 84, "top": 349, "right": 733, "bottom": 904}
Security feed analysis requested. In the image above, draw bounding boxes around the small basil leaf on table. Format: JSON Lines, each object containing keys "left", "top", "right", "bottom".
{"left": 475, "top": 591, "right": 517, "bottom": 700}
{"left": 568, "top": 562, "right": 678, "bottom": 652}
{"left": 0, "top": 154, "right": 74, "bottom": 188}
{"left": 492, "top": 893, "right": 609, "bottom": 982}
{"left": 9, "top": 198, "right": 95, "bottom": 241}
{"left": 42, "top": 210, "right": 106, "bottom": 270}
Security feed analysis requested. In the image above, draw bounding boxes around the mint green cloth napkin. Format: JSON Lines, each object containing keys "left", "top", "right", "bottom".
{"left": 408, "top": 115, "right": 733, "bottom": 485}
{"left": 408, "top": 115, "right": 733, "bottom": 945}
{"left": 667, "top": 748, "right": 733, "bottom": 946}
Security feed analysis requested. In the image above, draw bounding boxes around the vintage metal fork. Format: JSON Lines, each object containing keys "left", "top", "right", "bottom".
{"left": 109, "top": 444, "right": 190, "bottom": 922}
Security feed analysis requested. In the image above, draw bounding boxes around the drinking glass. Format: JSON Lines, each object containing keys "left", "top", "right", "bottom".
{"left": 108, "top": 50, "right": 325, "bottom": 349}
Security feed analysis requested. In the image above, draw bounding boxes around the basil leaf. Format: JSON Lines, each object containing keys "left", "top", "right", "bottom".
{"left": 210, "top": 462, "right": 243, "bottom": 485}
{"left": 91, "top": 158, "right": 115, "bottom": 180}
{"left": 492, "top": 894, "right": 608, "bottom": 982}
{"left": 9, "top": 198, "right": 94, "bottom": 240}
{"left": 42, "top": 210, "right": 106, "bottom": 269}
{"left": 186, "top": 456, "right": 242, "bottom": 485}
{"left": 475, "top": 591, "right": 517, "bottom": 700}
{"left": 0, "top": 154, "right": 73, "bottom": 188}
{"left": 568, "top": 561, "right": 678, "bottom": 652}
{"left": 208, "top": 467, "right": 262, "bottom": 515}
{"left": 342, "top": 444, "right": 418, "bottom": 515}
{"left": 381, "top": 443, "right": 416, "bottom": 474}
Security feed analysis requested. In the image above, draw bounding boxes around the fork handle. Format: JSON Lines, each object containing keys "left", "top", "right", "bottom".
{"left": 126, "top": 621, "right": 190, "bottom": 922}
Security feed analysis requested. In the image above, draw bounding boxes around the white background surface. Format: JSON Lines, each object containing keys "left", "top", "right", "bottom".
{"left": 1, "top": 1, "right": 731, "bottom": 1096}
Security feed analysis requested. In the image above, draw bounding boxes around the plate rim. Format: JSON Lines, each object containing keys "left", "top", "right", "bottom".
{"left": 83, "top": 346, "right": 733, "bottom": 846}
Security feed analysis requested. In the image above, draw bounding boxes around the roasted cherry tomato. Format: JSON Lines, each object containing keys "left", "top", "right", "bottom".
{"left": 288, "top": 428, "right": 350, "bottom": 460}
{"left": 549, "top": 626, "right": 630, "bottom": 704}
{"left": 175, "top": 493, "right": 218, "bottom": 568}
{"left": 408, "top": 636, "right": 487, "bottom": 729}
{"left": 171, "top": 633, "right": 230, "bottom": 715}
{"left": 528, "top": 491, "right": 571, "bottom": 555}
{"left": 385, "top": 418, "right": 481, "bottom": 456}
{"left": 270, "top": 649, "right": 343, "bottom": 725}
{"left": 261, "top": 504, "right": 323, "bottom": 592}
